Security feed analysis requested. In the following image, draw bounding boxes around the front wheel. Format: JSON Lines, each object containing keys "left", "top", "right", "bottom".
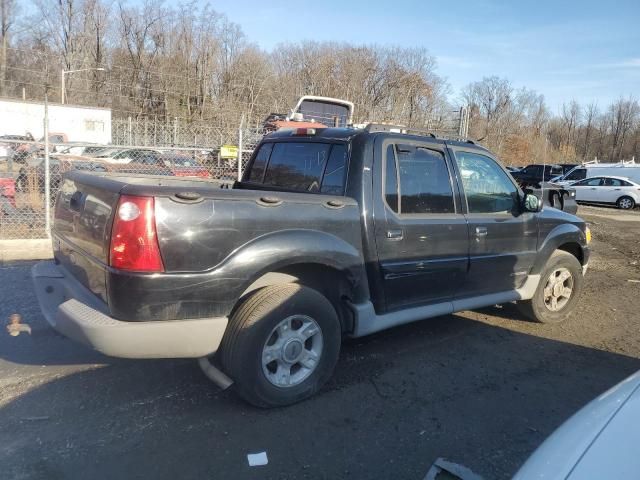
{"left": 219, "top": 284, "right": 341, "bottom": 407}
{"left": 517, "top": 250, "right": 584, "bottom": 323}
{"left": 617, "top": 196, "right": 635, "bottom": 210}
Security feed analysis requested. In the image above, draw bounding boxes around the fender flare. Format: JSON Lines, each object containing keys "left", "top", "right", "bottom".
{"left": 531, "top": 223, "right": 587, "bottom": 274}
{"left": 214, "top": 229, "right": 366, "bottom": 303}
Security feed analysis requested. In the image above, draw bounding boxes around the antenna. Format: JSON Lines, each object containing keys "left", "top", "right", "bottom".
{"left": 541, "top": 137, "right": 547, "bottom": 208}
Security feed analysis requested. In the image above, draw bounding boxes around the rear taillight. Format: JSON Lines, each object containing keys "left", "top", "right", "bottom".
{"left": 110, "top": 195, "right": 164, "bottom": 272}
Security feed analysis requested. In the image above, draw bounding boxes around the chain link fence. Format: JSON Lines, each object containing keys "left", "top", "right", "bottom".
{"left": 0, "top": 139, "right": 253, "bottom": 239}
{"left": 0, "top": 106, "right": 469, "bottom": 240}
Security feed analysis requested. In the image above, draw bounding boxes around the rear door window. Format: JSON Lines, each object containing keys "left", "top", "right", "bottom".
{"left": 384, "top": 144, "right": 455, "bottom": 214}
{"left": 574, "top": 177, "right": 603, "bottom": 186}
{"left": 384, "top": 145, "right": 399, "bottom": 213}
{"left": 604, "top": 178, "right": 626, "bottom": 187}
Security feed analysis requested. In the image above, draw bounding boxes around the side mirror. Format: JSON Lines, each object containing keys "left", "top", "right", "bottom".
{"left": 524, "top": 193, "right": 543, "bottom": 212}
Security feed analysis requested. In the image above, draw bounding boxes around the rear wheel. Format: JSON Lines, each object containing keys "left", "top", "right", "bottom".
{"left": 219, "top": 284, "right": 341, "bottom": 407}
{"left": 517, "top": 250, "right": 584, "bottom": 323}
{"left": 617, "top": 196, "right": 635, "bottom": 210}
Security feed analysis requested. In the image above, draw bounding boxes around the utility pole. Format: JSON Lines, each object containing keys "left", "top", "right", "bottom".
{"left": 44, "top": 84, "right": 51, "bottom": 238}
{"left": 237, "top": 114, "right": 245, "bottom": 180}
{"left": 61, "top": 67, "right": 105, "bottom": 104}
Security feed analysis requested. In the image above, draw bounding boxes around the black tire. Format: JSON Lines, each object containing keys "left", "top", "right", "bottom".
{"left": 219, "top": 284, "right": 341, "bottom": 407}
{"left": 617, "top": 196, "right": 635, "bottom": 210}
{"left": 517, "top": 250, "right": 584, "bottom": 324}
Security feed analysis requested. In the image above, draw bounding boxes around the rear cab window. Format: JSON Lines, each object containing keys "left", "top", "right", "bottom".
{"left": 244, "top": 142, "right": 348, "bottom": 195}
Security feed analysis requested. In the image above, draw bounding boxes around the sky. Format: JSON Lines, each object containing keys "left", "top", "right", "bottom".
{"left": 215, "top": 0, "right": 640, "bottom": 112}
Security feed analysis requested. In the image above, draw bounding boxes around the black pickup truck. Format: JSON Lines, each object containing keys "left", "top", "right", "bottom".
{"left": 510, "top": 164, "right": 565, "bottom": 187}
{"left": 33, "top": 126, "right": 591, "bottom": 407}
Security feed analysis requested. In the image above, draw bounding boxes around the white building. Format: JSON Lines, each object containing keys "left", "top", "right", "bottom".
{"left": 0, "top": 98, "right": 112, "bottom": 144}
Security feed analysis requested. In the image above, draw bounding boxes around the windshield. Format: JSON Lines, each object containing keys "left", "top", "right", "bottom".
{"left": 58, "top": 146, "right": 85, "bottom": 155}
{"left": 94, "top": 148, "right": 123, "bottom": 158}
{"left": 565, "top": 168, "right": 587, "bottom": 181}
{"left": 297, "top": 100, "right": 350, "bottom": 127}
{"left": 161, "top": 155, "right": 200, "bottom": 167}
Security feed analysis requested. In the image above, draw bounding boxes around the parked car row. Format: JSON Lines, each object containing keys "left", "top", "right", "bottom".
{"left": 14, "top": 148, "right": 213, "bottom": 197}
{"left": 510, "top": 163, "right": 577, "bottom": 188}
{"left": 551, "top": 162, "right": 640, "bottom": 186}
{"left": 545, "top": 163, "right": 640, "bottom": 209}
{"left": 504, "top": 162, "right": 639, "bottom": 210}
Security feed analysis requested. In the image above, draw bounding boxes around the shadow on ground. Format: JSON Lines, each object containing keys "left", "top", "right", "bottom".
{"left": 2, "top": 310, "right": 639, "bottom": 480}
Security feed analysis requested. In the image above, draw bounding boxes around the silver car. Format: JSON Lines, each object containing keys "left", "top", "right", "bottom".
{"left": 515, "top": 370, "right": 640, "bottom": 479}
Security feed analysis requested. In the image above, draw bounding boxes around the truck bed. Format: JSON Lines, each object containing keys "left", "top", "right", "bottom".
{"left": 52, "top": 171, "right": 363, "bottom": 321}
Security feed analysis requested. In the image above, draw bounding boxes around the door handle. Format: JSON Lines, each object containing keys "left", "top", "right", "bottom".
{"left": 614, "top": 188, "right": 621, "bottom": 191}
{"left": 386, "top": 229, "right": 403, "bottom": 240}
{"left": 475, "top": 226, "right": 488, "bottom": 237}
{"left": 590, "top": 188, "right": 597, "bottom": 190}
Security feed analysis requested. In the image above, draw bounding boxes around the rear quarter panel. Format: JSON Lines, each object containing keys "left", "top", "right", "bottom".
{"left": 155, "top": 191, "right": 362, "bottom": 272}
{"left": 109, "top": 189, "right": 365, "bottom": 321}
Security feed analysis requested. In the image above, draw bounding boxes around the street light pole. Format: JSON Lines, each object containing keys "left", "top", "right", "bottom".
{"left": 60, "top": 70, "right": 65, "bottom": 104}
{"left": 60, "top": 67, "right": 105, "bottom": 104}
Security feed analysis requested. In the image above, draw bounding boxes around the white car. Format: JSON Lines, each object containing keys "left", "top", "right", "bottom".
{"left": 515, "top": 370, "right": 640, "bottom": 479}
{"left": 570, "top": 175, "right": 640, "bottom": 210}
{"left": 0, "top": 144, "right": 12, "bottom": 161}
{"left": 93, "top": 148, "right": 162, "bottom": 164}
{"left": 553, "top": 164, "right": 640, "bottom": 186}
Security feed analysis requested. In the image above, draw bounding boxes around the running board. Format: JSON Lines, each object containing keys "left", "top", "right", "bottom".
{"left": 350, "top": 275, "right": 540, "bottom": 338}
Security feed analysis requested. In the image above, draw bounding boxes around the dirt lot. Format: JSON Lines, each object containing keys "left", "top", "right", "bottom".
{"left": 1, "top": 205, "right": 639, "bottom": 480}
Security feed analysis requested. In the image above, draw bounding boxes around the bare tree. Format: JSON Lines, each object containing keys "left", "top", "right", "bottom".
{"left": 580, "top": 102, "right": 598, "bottom": 160}
{"left": 0, "top": 0, "right": 17, "bottom": 96}
{"left": 4, "top": 0, "right": 639, "bottom": 162}
{"left": 608, "top": 97, "right": 639, "bottom": 160}
{"left": 115, "top": 0, "right": 166, "bottom": 116}
{"left": 462, "top": 76, "right": 512, "bottom": 146}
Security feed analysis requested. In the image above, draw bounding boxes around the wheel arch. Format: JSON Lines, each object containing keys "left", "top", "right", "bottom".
{"left": 532, "top": 224, "right": 588, "bottom": 274}
{"left": 617, "top": 195, "right": 636, "bottom": 208}
{"left": 236, "top": 263, "right": 364, "bottom": 334}
{"left": 557, "top": 241, "right": 584, "bottom": 265}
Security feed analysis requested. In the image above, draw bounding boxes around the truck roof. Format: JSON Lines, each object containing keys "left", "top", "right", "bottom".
{"left": 263, "top": 126, "right": 489, "bottom": 152}
{"left": 264, "top": 127, "right": 362, "bottom": 141}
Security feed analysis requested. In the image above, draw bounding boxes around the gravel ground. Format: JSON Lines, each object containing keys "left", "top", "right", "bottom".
{"left": 0, "top": 205, "right": 639, "bottom": 480}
